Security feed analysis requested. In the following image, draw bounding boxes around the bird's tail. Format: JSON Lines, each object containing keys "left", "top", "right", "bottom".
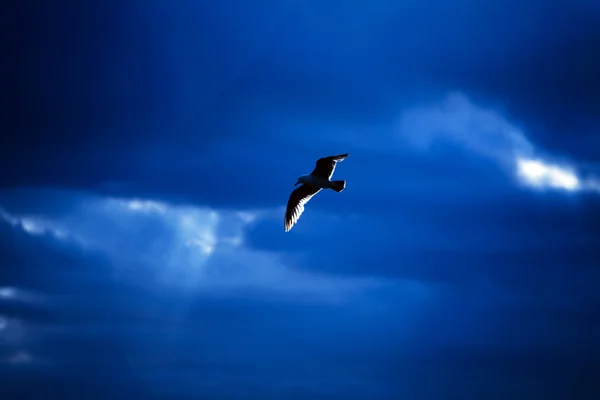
{"left": 330, "top": 180, "right": 346, "bottom": 192}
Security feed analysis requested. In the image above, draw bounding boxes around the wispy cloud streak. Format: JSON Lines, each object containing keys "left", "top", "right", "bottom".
{"left": 400, "top": 92, "right": 600, "bottom": 194}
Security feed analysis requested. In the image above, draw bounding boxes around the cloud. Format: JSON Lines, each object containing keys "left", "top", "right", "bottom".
{"left": 246, "top": 194, "right": 600, "bottom": 295}
{"left": 3, "top": 2, "right": 600, "bottom": 397}
{"left": 0, "top": 196, "right": 416, "bottom": 399}
{"left": 4, "top": 1, "right": 599, "bottom": 212}
{"left": 0, "top": 190, "right": 402, "bottom": 398}
{"left": 516, "top": 158, "right": 580, "bottom": 191}
{"left": 399, "top": 93, "right": 534, "bottom": 163}
{"left": 1, "top": 188, "right": 598, "bottom": 399}
{"left": 398, "top": 92, "right": 600, "bottom": 194}
{"left": 0, "top": 188, "right": 381, "bottom": 302}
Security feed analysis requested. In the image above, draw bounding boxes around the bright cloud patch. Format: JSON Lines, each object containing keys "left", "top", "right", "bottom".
{"left": 125, "top": 199, "right": 168, "bottom": 214}
{"left": 0, "top": 209, "right": 67, "bottom": 238}
{"left": 399, "top": 92, "right": 600, "bottom": 194}
{"left": 516, "top": 158, "right": 580, "bottom": 191}
{"left": 0, "top": 189, "right": 381, "bottom": 301}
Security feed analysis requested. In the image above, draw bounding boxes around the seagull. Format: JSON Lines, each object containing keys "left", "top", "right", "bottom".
{"left": 284, "top": 153, "right": 349, "bottom": 232}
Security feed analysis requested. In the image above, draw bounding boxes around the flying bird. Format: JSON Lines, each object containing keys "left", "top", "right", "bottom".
{"left": 284, "top": 153, "right": 349, "bottom": 232}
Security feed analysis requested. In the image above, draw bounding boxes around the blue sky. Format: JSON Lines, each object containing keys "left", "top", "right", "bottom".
{"left": 2, "top": 1, "right": 600, "bottom": 398}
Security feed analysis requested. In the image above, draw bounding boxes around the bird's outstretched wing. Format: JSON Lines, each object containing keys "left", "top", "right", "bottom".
{"left": 310, "top": 153, "right": 349, "bottom": 179}
{"left": 284, "top": 184, "right": 321, "bottom": 232}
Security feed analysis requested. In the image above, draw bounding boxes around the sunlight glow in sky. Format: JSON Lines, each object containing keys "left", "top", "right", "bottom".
{"left": 516, "top": 157, "right": 581, "bottom": 191}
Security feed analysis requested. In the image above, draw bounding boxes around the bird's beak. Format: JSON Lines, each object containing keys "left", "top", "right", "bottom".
{"left": 294, "top": 181, "right": 301, "bottom": 186}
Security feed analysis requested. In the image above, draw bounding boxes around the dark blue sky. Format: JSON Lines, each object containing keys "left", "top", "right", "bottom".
{"left": 2, "top": 1, "right": 600, "bottom": 398}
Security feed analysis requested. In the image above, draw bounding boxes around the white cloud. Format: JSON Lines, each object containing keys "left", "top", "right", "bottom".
{"left": 399, "top": 92, "right": 600, "bottom": 194}
{"left": 399, "top": 92, "right": 534, "bottom": 165}
{"left": 0, "top": 209, "right": 66, "bottom": 238}
{"left": 125, "top": 199, "right": 167, "bottom": 214}
{"left": 236, "top": 211, "right": 259, "bottom": 224}
{"left": 516, "top": 157, "right": 580, "bottom": 191}
{"left": 0, "top": 189, "right": 381, "bottom": 302}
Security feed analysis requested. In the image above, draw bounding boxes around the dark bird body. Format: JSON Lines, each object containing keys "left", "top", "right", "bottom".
{"left": 284, "top": 154, "right": 349, "bottom": 232}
